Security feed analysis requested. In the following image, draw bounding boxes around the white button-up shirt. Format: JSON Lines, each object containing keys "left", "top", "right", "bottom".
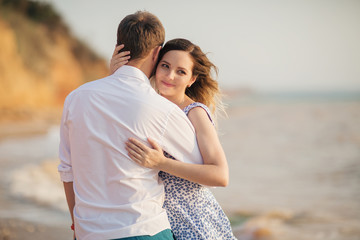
{"left": 58, "top": 66, "right": 203, "bottom": 240}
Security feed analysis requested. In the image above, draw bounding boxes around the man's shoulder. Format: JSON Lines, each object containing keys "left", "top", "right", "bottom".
{"left": 149, "top": 94, "right": 178, "bottom": 112}
{"left": 68, "top": 75, "right": 114, "bottom": 95}
{"left": 63, "top": 76, "right": 111, "bottom": 104}
{"left": 155, "top": 99, "right": 189, "bottom": 123}
{"left": 77, "top": 76, "right": 111, "bottom": 91}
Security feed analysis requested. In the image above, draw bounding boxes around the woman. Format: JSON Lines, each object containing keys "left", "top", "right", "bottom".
{"left": 111, "top": 38, "right": 236, "bottom": 240}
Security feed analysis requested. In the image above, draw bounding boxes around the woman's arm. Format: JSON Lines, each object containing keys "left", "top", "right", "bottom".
{"left": 187, "top": 107, "right": 229, "bottom": 186}
{"left": 126, "top": 107, "right": 229, "bottom": 187}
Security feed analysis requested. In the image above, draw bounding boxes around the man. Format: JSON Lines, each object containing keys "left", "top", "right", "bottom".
{"left": 58, "top": 11, "right": 203, "bottom": 240}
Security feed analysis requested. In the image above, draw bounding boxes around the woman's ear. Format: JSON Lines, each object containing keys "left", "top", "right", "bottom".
{"left": 188, "top": 75, "right": 197, "bottom": 87}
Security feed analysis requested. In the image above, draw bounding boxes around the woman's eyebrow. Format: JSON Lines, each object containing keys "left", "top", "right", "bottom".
{"left": 177, "top": 66, "right": 188, "bottom": 72}
{"left": 160, "top": 60, "right": 170, "bottom": 65}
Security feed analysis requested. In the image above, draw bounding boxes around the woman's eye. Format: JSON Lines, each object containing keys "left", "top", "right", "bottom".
{"left": 161, "top": 64, "right": 169, "bottom": 68}
{"left": 178, "top": 70, "right": 186, "bottom": 75}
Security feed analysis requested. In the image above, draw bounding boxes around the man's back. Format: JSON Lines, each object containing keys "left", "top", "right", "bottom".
{"left": 58, "top": 66, "right": 202, "bottom": 239}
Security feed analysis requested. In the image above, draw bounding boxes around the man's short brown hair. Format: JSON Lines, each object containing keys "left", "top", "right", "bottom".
{"left": 117, "top": 11, "right": 165, "bottom": 60}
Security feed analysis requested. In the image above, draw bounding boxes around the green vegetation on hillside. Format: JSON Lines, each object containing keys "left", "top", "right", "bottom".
{"left": 0, "top": 0, "right": 105, "bottom": 73}
{"left": 0, "top": 0, "right": 67, "bottom": 32}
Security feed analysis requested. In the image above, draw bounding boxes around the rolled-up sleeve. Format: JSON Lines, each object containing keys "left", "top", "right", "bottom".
{"left": 58, "top": 97, "right": 74, "bottom": 182}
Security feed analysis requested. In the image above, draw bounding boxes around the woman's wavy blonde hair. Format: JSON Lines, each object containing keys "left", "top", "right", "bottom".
{"left": 151, "top": 38, "right": 226, "bottom": 120}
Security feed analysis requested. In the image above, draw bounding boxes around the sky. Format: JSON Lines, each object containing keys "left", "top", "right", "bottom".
{"left": 45, "top": 0, "right": 360, "bottom": 92}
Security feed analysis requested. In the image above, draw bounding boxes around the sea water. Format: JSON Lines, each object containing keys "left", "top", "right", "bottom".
{"left": 214, "top": 91, "right": 360, "bottom": 239}
{"left": 1, "top": 92, "right": 359, "bottom": 239}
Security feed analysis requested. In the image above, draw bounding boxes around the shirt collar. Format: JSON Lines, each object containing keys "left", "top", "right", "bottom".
{"left": 113, "top": 65, "right": 150, "bottom": 85}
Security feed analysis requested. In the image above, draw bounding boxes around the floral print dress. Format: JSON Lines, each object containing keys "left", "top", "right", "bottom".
{"left": 159, "top": 102, "right": 237, "bottom": 240}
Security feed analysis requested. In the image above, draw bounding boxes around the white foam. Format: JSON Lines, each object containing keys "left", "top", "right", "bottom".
{"left": 10, "top": 159, "right": 68, "bottom": 212}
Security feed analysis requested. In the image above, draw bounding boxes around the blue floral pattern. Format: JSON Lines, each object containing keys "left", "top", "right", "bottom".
{"left": 159, "top": 102, "right": 237, "bottom": 239}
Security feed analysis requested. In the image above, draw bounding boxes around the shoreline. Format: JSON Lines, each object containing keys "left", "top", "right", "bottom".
{"left": 0, "top": 121, "right": 51, "bottom": 141}
{"left": 0, "top": 107, "right": 62, "bottom": 141}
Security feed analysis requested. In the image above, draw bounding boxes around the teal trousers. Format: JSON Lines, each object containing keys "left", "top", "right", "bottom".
{"left": 112, "top": 229, "right": 176, "bottom": 240}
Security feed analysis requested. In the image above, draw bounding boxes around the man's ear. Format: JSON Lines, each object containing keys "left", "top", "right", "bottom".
{"left": 152, "top": 46, "right": 162, "bottom": 62}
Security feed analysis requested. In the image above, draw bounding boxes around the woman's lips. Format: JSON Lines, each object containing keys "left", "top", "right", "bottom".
{"left": 161, "top": 81, "right": 174, "bottom": 87}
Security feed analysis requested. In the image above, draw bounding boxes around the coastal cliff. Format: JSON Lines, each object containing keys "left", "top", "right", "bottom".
{"left": 0, "top": 0, "right": 109, "bottom": 124}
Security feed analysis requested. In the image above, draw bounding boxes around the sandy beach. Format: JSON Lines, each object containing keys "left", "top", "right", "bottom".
{"left": 0, "top": 93, "right": 359, "bottom": 240}
{"left": 0, "top": 218, "right": 72, "bottom": 240}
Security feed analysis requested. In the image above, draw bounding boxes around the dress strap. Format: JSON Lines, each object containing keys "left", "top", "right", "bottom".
{"left": 183, "top": 102, "right": 214, "bottom": 126}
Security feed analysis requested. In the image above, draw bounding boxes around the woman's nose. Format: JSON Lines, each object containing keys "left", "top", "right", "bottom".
{"left": 165, "top": 70, "right": 175, "bottom": 80}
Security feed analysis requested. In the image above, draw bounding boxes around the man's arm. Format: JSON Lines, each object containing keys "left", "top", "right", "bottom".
{"left": 58, "top": 96, "right": 75, "bottom": 236}
{"left": 160, "top": 106, "right": 203, "bottom": 165}
{"left": 63, "top": 182, "right": 76, "bottom": 240}
{"left": 63, "top": 182, "right": 75, "bottom": 224}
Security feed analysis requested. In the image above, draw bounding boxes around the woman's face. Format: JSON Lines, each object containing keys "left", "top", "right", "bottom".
{"left": 155, "top": 50, "right": 196, "bottom": 100}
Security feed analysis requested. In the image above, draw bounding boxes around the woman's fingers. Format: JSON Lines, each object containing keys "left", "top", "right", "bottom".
{"left": 116, "top": 56, "right": 130, "bottom": 65}
{"left": 128, "top": 138, "right": 152, "bottom": 153}
{"left": 110, "top": 48, "right": 131, "bottom": 74}
{"left": 126, "top": 146, "right": 141, "bottom": 160}
{"left": 126, "top": 147, "right": 145, "bottom": 166}
{"left": 112, "top": 44, "right": 125, "bottom": 57}
{"left": 112, "top": 44, "right": 130, "bottom": 60}
{"left": 125, "top": 138, "right": 165, "bottom": 170}
{"left": 125, "top": 141, "right": 144, "bottom": 156}
{"left": 117, "top": 50, "right": 131, "bottom": 58}
{"left": 112, "top": 52, "right": 131, "bottom": 64}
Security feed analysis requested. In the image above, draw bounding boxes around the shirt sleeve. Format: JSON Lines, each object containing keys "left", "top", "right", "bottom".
{"left": 58, "top": 96, "right": 74, "bottom": 182}
{"left": 160, "top": 106, "right": 203, "bottom": 165}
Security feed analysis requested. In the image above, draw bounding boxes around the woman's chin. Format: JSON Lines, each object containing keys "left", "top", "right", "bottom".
{"left": 157, "top": 88, "right": 171, "bottom": 97}
{"left": 158, "top": 91, "right": 173, "bottom": 100}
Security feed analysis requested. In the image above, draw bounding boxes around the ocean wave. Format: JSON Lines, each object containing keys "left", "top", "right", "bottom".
{"left": 9, "top": 159, "right": 68, "bottom": 212}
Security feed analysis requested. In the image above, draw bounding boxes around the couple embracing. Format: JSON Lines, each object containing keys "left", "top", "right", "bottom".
{"left": 58, "top": 10, "right": 237, "bottom": 240}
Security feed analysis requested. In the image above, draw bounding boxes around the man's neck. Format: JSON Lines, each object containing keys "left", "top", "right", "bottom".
{"left": 127, "top": 59, "right": 153, "bottom": 79}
